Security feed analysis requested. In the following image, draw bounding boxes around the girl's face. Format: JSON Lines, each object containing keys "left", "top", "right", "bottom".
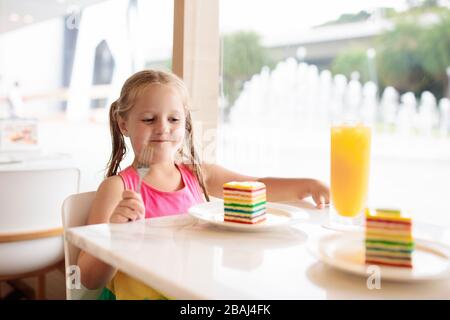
{"left": 118, "top": 84, "right": 186, "bottom": 163}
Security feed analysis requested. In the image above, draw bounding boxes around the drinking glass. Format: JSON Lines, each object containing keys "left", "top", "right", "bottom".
{"left": 326, "top": 121, "right": 372, "bottom": 231}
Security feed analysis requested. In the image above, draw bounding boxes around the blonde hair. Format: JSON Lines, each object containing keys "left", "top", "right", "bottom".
{"left": 107, "top": 69, "right": 210, "bottom": 201}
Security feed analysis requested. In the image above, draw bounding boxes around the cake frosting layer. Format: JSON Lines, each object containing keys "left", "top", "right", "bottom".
{"left": 223, "top": 181, "right": 266, "bottom": 191}
{"left": 224, "top": 216, "right": 266, "bottom": 224}
{"left": 365, "top": 258, "right": 412, "bottom": 268}
{"left": 223, "top": 189, "right": 266, "bottom": 197}
{"left": 223, "top": 196, "right": 267, "bottom": 204}
{"left": 224, "top": 201, "right": 266, "bottom": 209}
{"left": 224, "top": 207, "right": 266, "bottom": 214}
{"left": 366, "top": 221, "right": 412, "bottom": 230}
{"left": 224, "top": 211, "right": 266, "bottom": 219}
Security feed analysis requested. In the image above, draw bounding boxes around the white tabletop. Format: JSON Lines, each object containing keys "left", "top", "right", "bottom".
{"left": 66, "top": 200, "right": 450, "bottom": 299}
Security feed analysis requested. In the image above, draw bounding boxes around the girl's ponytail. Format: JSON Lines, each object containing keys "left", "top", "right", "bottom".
{"left": 106, "top": 100, "right": 127, "bottom": 177}
{"left": 185, "top": 110, "right": 210, "bottom": 202}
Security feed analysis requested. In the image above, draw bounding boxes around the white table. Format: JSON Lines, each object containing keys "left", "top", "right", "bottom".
{"left": 66, "top": 200, "right": 450, "bottom": 299}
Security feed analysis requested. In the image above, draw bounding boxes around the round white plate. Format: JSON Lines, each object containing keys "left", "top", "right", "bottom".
{"left": 188, "top": 200, "right": 308, "bottom": 232}
{"left": 309, "top": 233, "right": 450, "bottom": 282}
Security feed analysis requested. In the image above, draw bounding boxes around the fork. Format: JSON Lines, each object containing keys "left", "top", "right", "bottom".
{"left": 136, "top": 141, "right": 153, "bottom": 194}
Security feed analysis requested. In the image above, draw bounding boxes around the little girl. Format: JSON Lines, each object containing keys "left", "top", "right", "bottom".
{"left": 77, "top": 69, "right": 329, "bottom": 300}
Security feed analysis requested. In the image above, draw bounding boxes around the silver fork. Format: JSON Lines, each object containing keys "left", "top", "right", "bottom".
{"left": 136, "top": 141, "right": 153, "bottom": 194}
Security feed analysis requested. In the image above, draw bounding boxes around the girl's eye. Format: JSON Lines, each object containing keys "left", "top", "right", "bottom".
{"left": 143, "top": 118, "right": 154, "bottom": 123}
{"left": 170, "top": 118, "right": 180, "bottom": 122}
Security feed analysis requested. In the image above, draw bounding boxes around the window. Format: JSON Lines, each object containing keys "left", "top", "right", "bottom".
{"left": 218, "top": 0, "right": 450, "bottom": 226}
{"left": 0, "top": 0, "right": 174, "bottom": 190}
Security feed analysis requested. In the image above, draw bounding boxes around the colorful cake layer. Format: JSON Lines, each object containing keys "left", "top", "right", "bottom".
{"left": 223, "top": 181, "right": 267, "bottom": 224}
{"left": 365, "top": 208, "right": 414, "bottom": 268}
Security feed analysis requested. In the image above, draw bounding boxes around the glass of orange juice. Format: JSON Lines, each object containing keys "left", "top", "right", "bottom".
{"left": 328, "top": 121, "right": 372, "bottom": 230}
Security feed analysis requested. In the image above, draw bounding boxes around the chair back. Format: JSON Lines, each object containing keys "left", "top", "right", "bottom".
{"left": 0, "top": 167, "right": 80, "bottom": 277}
{"left": 61, "top": 191, "right": 102, "bottom": 300}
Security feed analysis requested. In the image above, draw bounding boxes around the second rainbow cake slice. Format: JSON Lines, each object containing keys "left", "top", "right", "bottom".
{"left": 365, "top": 208, "right": 414, "bottom": 268}
{"left": 223, "top": 181, "right": 267, "bottom": 224}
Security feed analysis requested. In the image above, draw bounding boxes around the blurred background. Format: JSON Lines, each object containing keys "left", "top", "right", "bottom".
{"left": 0, "top": 0, "right": 449, "bottom": 224}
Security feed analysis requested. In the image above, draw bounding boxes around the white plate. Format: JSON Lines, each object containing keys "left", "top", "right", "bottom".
{"left": 309, "top": 233, "right": 450, "bottom": 282}
{"left": 188, "top": 200, "right": 308, "bottom": 232}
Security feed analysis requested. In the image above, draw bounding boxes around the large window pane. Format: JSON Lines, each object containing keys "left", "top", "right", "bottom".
{"left": 0, "top": 0, "right": 173, "bottom": 191}
{"left": 219, "top": 0, "right": 450, "bottom": 226}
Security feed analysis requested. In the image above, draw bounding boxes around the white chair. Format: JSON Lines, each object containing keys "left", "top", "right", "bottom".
{"left": 61, "top": 191, "right": 102, "bottom": 300}
{"left": 0, "top": 167, "right": 80, "bottom": 299}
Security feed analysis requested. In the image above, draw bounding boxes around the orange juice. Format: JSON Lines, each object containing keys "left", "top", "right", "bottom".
{"left": 331, "top": 124, "right": 371, "bottom": 217}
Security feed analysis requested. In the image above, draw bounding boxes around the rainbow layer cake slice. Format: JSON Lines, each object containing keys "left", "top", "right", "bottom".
{"left": 223, "top": 181, "right": 267, "bottom": 224}
{"left": 365, "top": 208, "right": 414, "bottom": 268}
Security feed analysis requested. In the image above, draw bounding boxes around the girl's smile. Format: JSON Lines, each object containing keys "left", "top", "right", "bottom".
{"left": 150, "top": 139, "right": 174, "bottom": 142}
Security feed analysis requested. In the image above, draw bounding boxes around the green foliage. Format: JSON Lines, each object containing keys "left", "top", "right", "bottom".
{"left": 319, "top": 10, "right": 371, "bottom": 26}
{"left": 420, "top": 0, "right": 439, "bottom": 8}
{"left": 318, "top": 8, "right": 398, "bottom": 27}
{"left": 222, "top": 31, "right": 274, "bottom": 108}
{"left": 331, "top": 47, "right": 371, "bottom": 83}
{"left": 378, "top": 9, "right": 450, "bottom": 97}
{"left": 376, "top": 22, "right": 432, "bottom": 93}
{"left": 417, "top": 11, "right": 450, "bottom": 77}
{"left": 331, "top": 6, "right": 450, "bottom": 98}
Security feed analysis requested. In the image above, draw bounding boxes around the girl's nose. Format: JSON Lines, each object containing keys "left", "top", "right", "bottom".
{"left": 155, "top": 119, "right": 170, "bottom": 134}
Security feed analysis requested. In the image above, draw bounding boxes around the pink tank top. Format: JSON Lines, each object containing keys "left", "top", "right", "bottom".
{"left": 118, "top": 163, "right": 205, "bottom": 218}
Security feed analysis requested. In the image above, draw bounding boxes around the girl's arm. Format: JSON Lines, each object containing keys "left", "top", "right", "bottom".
{"left": 203, "top": 163, "right": 329, "bottom": 207}
{"left": 77, "top": 176, "right": 123, "bottom": 289}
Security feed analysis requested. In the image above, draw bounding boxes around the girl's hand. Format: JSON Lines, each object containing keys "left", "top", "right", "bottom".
{"left": 308, "top": 179, "right": 330, "bottom": 209}
{"left": 109, "top": 190, "right": 145, "bottom": 223}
